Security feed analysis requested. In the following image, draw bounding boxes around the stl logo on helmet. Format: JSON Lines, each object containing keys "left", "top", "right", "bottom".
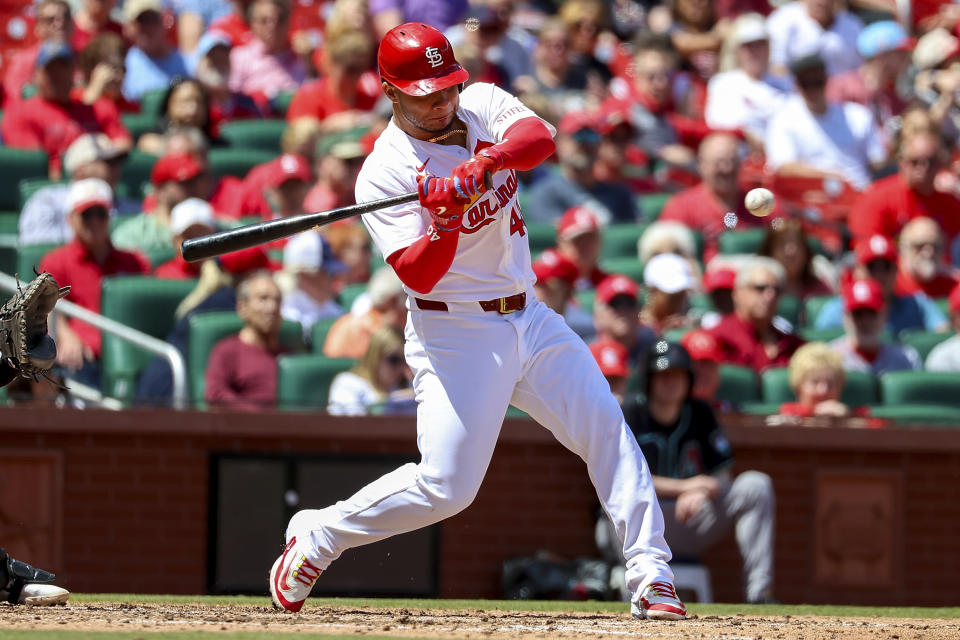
{"left": 424, "top": 46, "right": 443, "bottom": 68}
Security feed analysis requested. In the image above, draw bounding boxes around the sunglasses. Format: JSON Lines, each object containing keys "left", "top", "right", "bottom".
{"left": 607, "top": 295, "right": 638, "bottom": 311}
{"left": 748, "top": 282, "right": 782, "bottom": 295}
{"left": 909, "top": 240, "right": 941, "bottom": 252}
{"left": 904, "top": 155, "right": 939, "bottom": 168}
{"left": 866, "top": 259, "right": 895, "bottom": 272}
{"left": 81, "top": 206, "right": 109, "bottom": 221}
{"left": 797, "top": 75, "right": 827, "bottom": 89}
{"left": 385, "top": 354, "right": 405, "bottom": 366}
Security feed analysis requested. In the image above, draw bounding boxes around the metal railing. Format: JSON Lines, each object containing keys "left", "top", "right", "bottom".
{"left": 0, "top": 272, "right": 188, "bottom": 409}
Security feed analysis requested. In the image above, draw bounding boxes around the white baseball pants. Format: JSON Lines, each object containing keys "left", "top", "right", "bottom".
{"left": 287, "top": 296, "right": 674, "bottom": 597}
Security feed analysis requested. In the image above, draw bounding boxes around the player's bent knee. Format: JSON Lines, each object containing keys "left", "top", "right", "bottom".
{"left": 418, "top": 473, "right": 482, "bottom": 519}
{"left": 735, "top": 471, "right": 774, "bottom": 504}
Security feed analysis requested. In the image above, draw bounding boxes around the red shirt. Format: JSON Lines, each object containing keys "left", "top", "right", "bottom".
{"left": 286, "top": 72, "right": 381, "bottom": 122}
{"left": 208, "top": 13, "right": 253, "bottom": 47}
{"left": 707, "top": 313, "right": 804, "bottom": 372}
{"left": 779, "top": 401, "right": 875, "bottom": 421}
{"left": 204, "top": 334, "right": 287, "bottom": 411}
{"left": 39, "top": 241, "right": 150, "bottom": 356}
{"left": 2, "top": 45, "right": 39, "bottom": 108}
{"left": 659, "top": 183, "right": 780, "bottom": 264}
{"left": 895, "top": 268, "right": 959, "bottom": 298}
{"left": 69, "top": 86, "right": 141, "bottom": 114}
{"left": 70, "top": 20, "right": 125, "bottom": 53}
{"left": 1, "top": 95, "right": 130, "bottom": 176}
{"left": 155, "top": 255, "right": 201, "bottom": 279}
{"left": 849, "top": 174, "right": 960, "bottom": 243}
{"left": 224, "top": 159, "right": 276, "bottom": 219}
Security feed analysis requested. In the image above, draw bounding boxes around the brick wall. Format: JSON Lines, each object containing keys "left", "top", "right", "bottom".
{"left": 1, "top": 408, "right": 959, "bottom": 605}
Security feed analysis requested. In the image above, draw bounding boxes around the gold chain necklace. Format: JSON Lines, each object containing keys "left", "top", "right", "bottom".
{"left": 427, "top": 128, "right": 467, "bottom": 143}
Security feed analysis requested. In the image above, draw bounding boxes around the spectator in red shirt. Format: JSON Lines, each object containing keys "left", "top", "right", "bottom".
{"left": 286, "top": 30, "right": 380, "bottom": 129}
{"left": 209, "top": 0, "right": 255, "bottom": 48}
{"left": 849, "top": 132, "right": 960, "bottom": 243}
{"left": 708, "top": 256, "right": 804, "bottom": 371}
{"left": 589, "top": 338, "right": 631, "bottom": 403}
{"left": 659, "top": 132, "right": 780, "bottom": 263}
{"left": 895, "top": 217, "right": 959, "bottom": 298}
{"left": 699, "top": 265, "right": 736, "bottom": 330}
{"left": 2, "top": 0, "right": 73, "bottom": 108}
{"left": 779, "top": 342, "right": 871, "bottom": 419}
{"left": 681, "top": 329, "right": 722, "bottom": 407}
{"left": 155, "top": 198, "right": 217, "bottom": 279}
{"left": 556, "top": 206, "right": 607, "bottom": 291}
{"left": 593, "top": 275, "right": 658, "bottom": 368}
{"left": 72, "top": 0, "right": 124, "bottom": 52}
{"left": 76, "top": 33, "right": 139, "bottom": 113}
{"left": 261, "top": 153, "right": 312, "bottom": 222}
{"left": 757, "top": 218, "right": 834, "bottom": 300}
{"left": 1, "top": 41, "right": 131, "bottom": 179}
{"left": 533, "top": 247, "right": 579, "bottom": 313}
{"left": 205, "top": 271, "right": 290, "bottom": 410}
{"left": 39, "top": 178, "right": 150, "bottom": 388}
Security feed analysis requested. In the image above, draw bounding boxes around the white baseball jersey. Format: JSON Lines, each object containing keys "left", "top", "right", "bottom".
{"left": 356, "top": 82, "right": 557, "bottom": 302}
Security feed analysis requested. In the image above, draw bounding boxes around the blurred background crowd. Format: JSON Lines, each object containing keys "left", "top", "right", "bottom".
{"left": 2, "top": 0, "right": 960, "bottom": 423}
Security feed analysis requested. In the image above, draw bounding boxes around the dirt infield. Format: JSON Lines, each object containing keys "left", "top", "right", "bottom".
{"left": 3, "top": 602, "right": 960, "bottom": 639}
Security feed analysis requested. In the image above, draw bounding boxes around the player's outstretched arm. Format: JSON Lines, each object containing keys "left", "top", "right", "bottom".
{"left": 386, "top": 176, "right": 470, "bottom": 294}
{"left": 450, "top": 118, "right": 555, "bottom": 197}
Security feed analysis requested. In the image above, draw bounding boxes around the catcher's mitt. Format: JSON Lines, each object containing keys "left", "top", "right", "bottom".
{"left": 0, "top": 272, "right": 70, "bottom": 380}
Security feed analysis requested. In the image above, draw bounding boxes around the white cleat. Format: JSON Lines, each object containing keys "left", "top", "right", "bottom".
{"left": 269, "top": 536, "right": 322, "bottom": 613}
{"left": 19, "top": 583, "right": 70, "bottom": 606}
{"left": 631, "top": 581, "right": 687, "bottom": 620}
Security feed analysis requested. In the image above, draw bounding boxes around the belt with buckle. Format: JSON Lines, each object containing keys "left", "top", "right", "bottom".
{"left": 415, "top": 292, "right": 526, "bottom": 315}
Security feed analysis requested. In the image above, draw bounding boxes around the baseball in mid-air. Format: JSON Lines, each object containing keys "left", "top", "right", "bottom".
{"left": 744, "top": 188, "right": 775, "bottom": 217}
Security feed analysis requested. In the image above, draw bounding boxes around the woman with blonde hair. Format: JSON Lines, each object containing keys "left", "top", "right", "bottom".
{"left": 638, "top": 221, "right": 703, "bottom": 287}
{"left": 327, "top": 325, "right": 414, "bottom": 416}
{"left": 779, "top": 342, "right": 870, "bottom": 419}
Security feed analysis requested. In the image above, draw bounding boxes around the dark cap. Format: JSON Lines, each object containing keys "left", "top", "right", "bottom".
{"left": 788, "top": 53, "right": 826, "bottom": 76}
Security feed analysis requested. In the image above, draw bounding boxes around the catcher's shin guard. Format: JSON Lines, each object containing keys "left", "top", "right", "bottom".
{"left": 0, "top": 547, "right": 58, "bottom": 604}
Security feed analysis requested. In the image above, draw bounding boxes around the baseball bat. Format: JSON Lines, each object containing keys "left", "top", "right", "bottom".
{"left": 181, "top": 172, "right": 493, "bottom": 263}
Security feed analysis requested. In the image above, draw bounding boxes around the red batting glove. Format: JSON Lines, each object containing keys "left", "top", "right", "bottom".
{"left": 417, "top": 175, "right": 469, "bottom": 232}
{"left": 451, "top": 147, "right": 504, "bottom": 198}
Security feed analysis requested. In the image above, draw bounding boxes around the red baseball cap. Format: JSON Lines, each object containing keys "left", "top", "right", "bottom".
{"left": 702, "top": 267, "right": 737, "bottom": 293}
{"left": 150, "top": 152, "right": 205, "bottom": 186}
{"left": 843, "top": 278, "right": 885, "bottom": 312}
{"left": 854, "top": 234, "right": 897, "bottom": 265}
{"left": 589, "top": 339, "right": 629, "bottom": 378}
{"left": 949, "top": 282, "right": 960, "bottom": 314}
{"left": 532, "top": 248, "right": 578, "bottom": 286}
{"left": 681, "top": 329, "right": 722, "bottom": 363}
{"left": 596, "top": 274, "right": 639, "bottom": 305}
{"left": 598, "top": 103, "right": 635, "bottom": 135}
{"left": 265, "top": 153, "right": 312, "bottom": 188}
{"left": 558, "top": 110, "right": 600, "bottom": 136}
{"left": 557, "top": 206, "right": 600, "bottom": 240}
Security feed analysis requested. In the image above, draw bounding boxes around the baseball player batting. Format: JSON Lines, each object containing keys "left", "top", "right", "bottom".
{"left": 269, "top": 22, "right": 686, "bottom": 621}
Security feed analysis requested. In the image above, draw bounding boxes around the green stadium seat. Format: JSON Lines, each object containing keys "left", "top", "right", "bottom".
{"left": 718, "top": 228, "right": 766, "bottom": 255}
{"left": 273, "top": 92, "right": 296, "bottom": 116}
{"left": 900, "top": 330, "right": 952, "bottom": 361}
{"left": 717, "top": 364, "right": 760, "bottom": 406}
{"left": 369, "top": 250, "right": 386, "bottom": 273}
{"left": 338, "top": 283, "right": 368, "bottom": 312}
{"left": 601, "top": 223, "right": 647, "bottom": 260}
{"left": 121, "top": 112, "right": 159, "bottom": 142}
{"left": 17, "top": 243, "right": 60, "bottom": 277}
{"left": 187, "top": 311, "right": 304, "bottom": 406}
{"left": 19, "top": 178, "right": 64, "bottom": 209}
{"left": 934, "top": 297, "right": 949, "bottom": 318}
{"left": 208, "top": 148, "right": 276, "bottom": 180}
{"left": 598, "top": 257, "right": 644, "bottom": 283}
{"left": 220, "top": 119, "right": 288, "bottom": 153}
{"left": 121, "top": 151, "right": 158, "bottom": 201}
{"left": 141, "top": 246, "right": 176, "bottom": 270}
{"left": 100, "top": 276, "right": 196, "bottom": 402}
{"left": 526, "top": 221, "right": 556, "bottom": 254}
{"left": 311, "top": 316, "right": 339, "bottom": 352}
{"left": 739, "top": 401, "right": 782, "bottom": 415}
{"left": 803, "top": 295, "right": 835, "bottom": 328}
{"left": 505, "top": 405, "right": 532, "bottom": 419}
{"left": 0, "top": 213, "right": 18, "bottom": 277}
{"left": 761, "top": 367, "right": 878, "bottom": 407}
{"left": 777, "top": 294, "right": 801, "bottom": 327}
{"left": 0, "top": 212, "right": 18, "bottom": 235}
{"left": 637, "top": 192, "right": 671, "bottom": 221}
{"left": 0, "top": 148, "right": 49, "bottom": 210}
{"left": 575, "top": 288, "right": 595, "bottom": 313}
{"left": 689, "top": 293, "right": 713, "bottom": 314}
{"left": 139, "top": 88, "right": 168, "bottom": 117}
{"left": 798, "top": 327, "right": 843, "bottom": 342}
{"left": 276, "top": 354, "right": 355, "bottom": 411}
{"left": 880, "top": 371, "right": 960, "bottom": 407}
{"left": 869, "top": 405, "right": 960, "bottom": 426}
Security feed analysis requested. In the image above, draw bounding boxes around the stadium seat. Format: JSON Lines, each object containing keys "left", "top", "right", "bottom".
{"left": 601, "top": 223, "right": 647, "bottom": 260}
{"left": 139, "top": 88, "right": 168, "bottom": 117}
{"left": 934, "top": 297, "right": 949, "bottom": 318}
{"left": 662, "top": 327, "right": 690, "bottom": 343}
{"left": 803, "top": 295, "right": 835, "bottom": 328}
{"left": 868, "top": 405, "right": 960, "bottom": 426}
{"left": 777, "top": 294, "right": 800, "bottom": 327}
{"left": 880, "top": 371, "right": 960, "bottom": 407}
{"left": 0, "top": 213, "right": 17, "bottom": 277}
{"left": 900, "top": 330, "right": 952, "bottom": 361}
{"left": 311, "top": 316, "right": 339, "bottom": 352}
{"left": 121, "top": 151, "right": 158, "bottom": 201}
{"left": 187, "top": 311, "right": 304, "bottom": 406}
{"left": 17, "top": 242, "right": 59, "bottom": 277}
{"left": 276, "top": 354, "right": 355, "bottom": 411}
{"left": 142, "top": 246, "right": 176, "bottom": 270}
{"left": 637, "top": 192, "right": 671, "bottom": 221}
{"left": 798, "top": 327, "right": 843, "bottom": 342}
{"left": 739, "top": 401, "right": 782, "bottom": 415}
{"left": 525, "top": 221, "right": 556, "bottom": 254}
{"left": 761, "top": 367, "right": 878, "bottom": 407}
{"left": 121, "top": 112, "right": 159, "bottom": 142}
{"left": 598, "top": 257, "right": 644, "bottom": 283}
{"left": 338, "top": 282, "right": 368, "bottom": 312}
{"left": 718, "top": 228, "right": 766, "bottom": 255}
{"left": 0, "top": 148, "right": 49, "bottom": 210}
{"left": 19, "top": 177, "right": 63, "bottom": 209}
{"left": 575, "top": 288, "right": 595, "bottom": 313}
{"left": 717, "top": 364, "right": 760, "bottom": 406}
{"left": 273, "top": 91, "right": 295, "bottom": 116}
{"left": 100, "top": 276, "right": 196, "bottom": 402}
{"left": 209, "top": 148, "right": 277, "bottom": 180}
{"left": 220, "top": 119, "right": 288, "bottom": 154}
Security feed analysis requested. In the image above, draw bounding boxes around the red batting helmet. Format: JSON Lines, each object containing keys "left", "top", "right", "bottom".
{"left": 378, "top": 22, "right": 469, "bottom": 96}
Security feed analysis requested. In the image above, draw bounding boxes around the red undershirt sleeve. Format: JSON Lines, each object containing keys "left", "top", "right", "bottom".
{"left": 491, "top": 118, "right": 556, "bottom": 170}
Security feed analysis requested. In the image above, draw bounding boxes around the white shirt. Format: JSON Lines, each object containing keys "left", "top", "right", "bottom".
{"left": 704, "top": 70, "right": 792, "bottom": 139}
{"left": 766, "top": 2, "right": 863, "bottom": 76}
{"left": 926, "top": 335, "right": 960, "bottom": 372}
{"left": 281, "top": 288, "right": 343, "bottom": 338}
{"left": 765, "top": 96, "right": 885, "bottom": 190}
{"left": 356, "top": 82, "right": 556, "bottom": 302}
{"left": 327, "top": 371, "right": 381, "bottom": 416}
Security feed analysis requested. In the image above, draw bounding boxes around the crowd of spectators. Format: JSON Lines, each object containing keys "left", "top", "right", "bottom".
{"left": 3, "top": 0, "right": 960, "bottom": 417}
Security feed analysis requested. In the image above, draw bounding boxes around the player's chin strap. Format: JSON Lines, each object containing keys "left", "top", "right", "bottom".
{"left": 0, "top": 548, "right": 57, "bottom": 604}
